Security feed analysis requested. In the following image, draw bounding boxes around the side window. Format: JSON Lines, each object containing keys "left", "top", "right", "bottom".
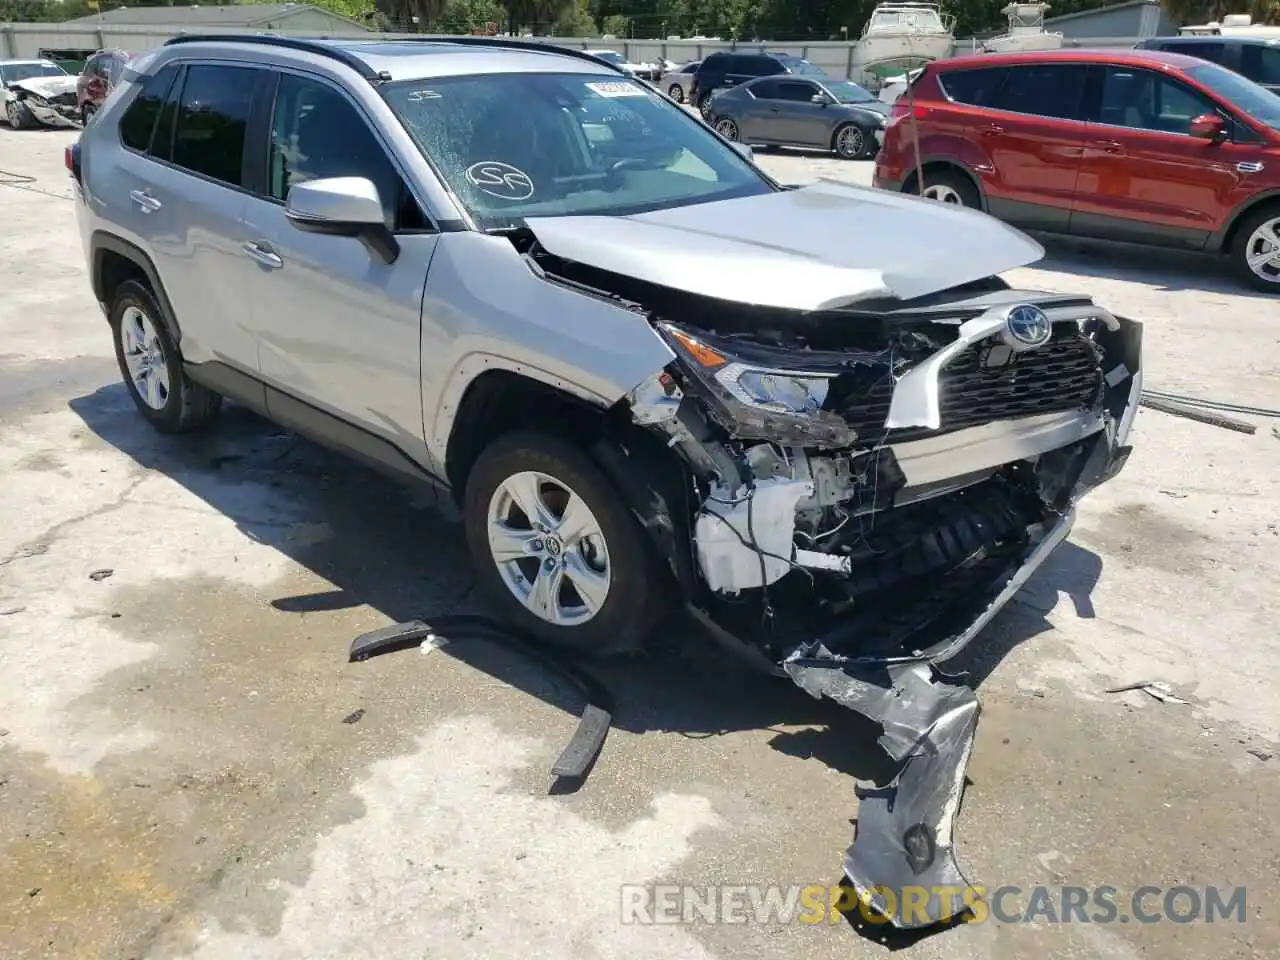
{"left": 267, "top": 73, "right": 427, "bottom": 231}
{"left": 750, "top": 79, "right": 781, "bottom": 99}
{"left": 1173, "top": 41, "right": 1227, "bottom": 64}
{"left": 939, "top": 67, "right": 1008, "bottom": 107}
{"left": 1099, "top": 67, "right": 1219, "bottom": 135}
{"left": 1241, "top": 44, "right": 1280, "bottom": 85}
{"left": 119, "top": 64, "right": 179, "bottom": 154}
{"left": 991, "top": 64, "right": 1088, "bottom": 119}
{"left": 702, "top": 53, "right": 728, "bottom": 74}
{"left": 776, "top": 80, "right": 817, "bottom": 102}
{"left": 171, "top": 64, "right": 258, "bottom": 187}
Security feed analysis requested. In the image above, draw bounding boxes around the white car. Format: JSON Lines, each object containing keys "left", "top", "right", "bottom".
{"left": 660, "top": 59, "right": 701, "bottom": 102}
{"left": 877, "top": 68, "right": 924, "bottom": 105}
{"left": 1, "top": 59, "right": 80, "bottom": 129}
{"left": 583, "top": 48, "right": 659, "bottom": 81}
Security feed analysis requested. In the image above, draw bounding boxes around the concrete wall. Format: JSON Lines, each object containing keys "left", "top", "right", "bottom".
{"left": 1043, "top": 1, "right": 1178, "bottom": 40}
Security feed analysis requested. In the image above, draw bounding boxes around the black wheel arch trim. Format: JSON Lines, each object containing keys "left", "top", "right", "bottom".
{"left": 1209, "top": 190, "right": 1280, "bottom": 253}
{"left": 91, "top": 232, "right": 183, "bottom": 341}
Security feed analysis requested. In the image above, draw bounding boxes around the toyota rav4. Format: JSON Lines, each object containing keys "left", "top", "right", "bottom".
{"left": 70, "top": 35, "right": 1142, "bottom": 925}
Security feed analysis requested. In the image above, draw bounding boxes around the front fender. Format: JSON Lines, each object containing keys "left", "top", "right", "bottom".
{"left": 420, "top": 231, "right": 674, "bottom": 463}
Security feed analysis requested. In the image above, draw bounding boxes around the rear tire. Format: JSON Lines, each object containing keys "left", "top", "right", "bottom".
{"left": 1231, "top": 203, "right": 1280, "bottom": 292}
{"left": 667, "top": 83, "right": 685, "bottom": 102}
{"left": 463, "top": 431, "right": 665, "bottom": 657}
{"left": 109, "top": 279, "right": 222, "bottom": 433}
{"left": 914, "top": 168, "right": 980, "bottom": 208}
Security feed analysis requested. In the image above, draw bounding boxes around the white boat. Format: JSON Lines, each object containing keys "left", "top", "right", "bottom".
{"left": 852, "top": 2, "right": 955, "bottom": 87}
{"left": 981, "top": 3, "right": 1064, "bottom": 53}
{"left": 1180, "top": 13, "right": 1280, "bottom": 38}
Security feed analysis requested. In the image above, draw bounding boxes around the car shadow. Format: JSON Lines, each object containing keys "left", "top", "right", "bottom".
{"left": 1030, "top": 233, "right": 1267, "bottom": 299}
{"left": 69, "top": 382, "right": 1104, "bottom": 941}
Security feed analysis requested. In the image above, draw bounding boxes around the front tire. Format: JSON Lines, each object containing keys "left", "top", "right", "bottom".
{"left": 5, "top": 99, "right": 34, "bottom": 130}
{"left": 109, "top": 279, "right": 222, "bottom": 433}
{"left": 81, "top": 102, "right": 96, "bottom": 126}
{"left": 833, "top": 123, "right": 868, "bottom": 160}
{"left": 463, "top": 431, "right": 664, "bottom": 656}
{"left": 1232, "top": 204, "right": 1280, "bottom": 292}
{"left": 698, "top": 92, "right": 716, "bottom": 120}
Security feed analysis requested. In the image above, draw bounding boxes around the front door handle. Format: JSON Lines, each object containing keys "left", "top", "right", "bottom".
{"left": 242, "top": 240, "right": 283, "bottom": 269}
{"left": 1093, "top": 139, "right": 1123, "bottom": 153}
{"left": 129, "top": 189, "right": 161, "bottom": 214}
{"left": 982, "top": 124, "right": 1004, "bottom": 136}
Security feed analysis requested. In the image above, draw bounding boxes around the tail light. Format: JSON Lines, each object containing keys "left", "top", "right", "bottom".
{"left": 65, "top": 141, "right": 82, "bottom": 185}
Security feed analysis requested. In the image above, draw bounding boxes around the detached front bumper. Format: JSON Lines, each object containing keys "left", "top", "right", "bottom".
{"left": 26, "top": 99, "right": 80, "bottom": 128}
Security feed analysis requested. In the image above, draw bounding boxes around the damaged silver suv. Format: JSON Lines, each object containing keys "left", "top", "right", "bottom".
{"left": 72, "top": 35, "right": 1142, "bottom": 926}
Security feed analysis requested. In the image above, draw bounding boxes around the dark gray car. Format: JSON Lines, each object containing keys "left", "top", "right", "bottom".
{"left": 707, "top": 75, "right": 890, "bottom": 159}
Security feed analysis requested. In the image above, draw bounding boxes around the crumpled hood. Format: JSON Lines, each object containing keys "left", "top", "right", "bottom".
{"left": 8, "top": 75, "right": 77, "bottom": 98}
{"left": 525, "top": 179, "right": 1044, "bottom": 311}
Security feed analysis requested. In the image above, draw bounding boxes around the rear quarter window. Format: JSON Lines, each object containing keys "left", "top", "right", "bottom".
{"left": 938, "top": 66, "right": 1008, "bottom": 106}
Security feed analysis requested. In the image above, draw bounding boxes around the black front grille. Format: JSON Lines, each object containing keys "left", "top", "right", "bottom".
{"left": 835, "top": 331, "right": 1102, "bottom": 442}
{"left": 51, "top": 92, "right": 77, "bottom": 107}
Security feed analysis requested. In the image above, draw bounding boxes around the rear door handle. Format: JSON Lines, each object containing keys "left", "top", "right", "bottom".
{"left": 129, "top": 189, "right": 161, "bottom": 213}
{"left": 242, "top": 240, "right": 283, "bottom": 269}
{"left": 1093, "top": 139, "right": 1123, "bottom": 153}
{"left": 982, "top": 124, "right": 1004, "bottom": 136}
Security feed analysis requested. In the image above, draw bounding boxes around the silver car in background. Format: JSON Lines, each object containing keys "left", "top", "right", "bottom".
{"left": 707, "top": 74, "right": 890, "bottom": 159}
{"left": 661, "top": 59, "right": 700, "bottom": 102}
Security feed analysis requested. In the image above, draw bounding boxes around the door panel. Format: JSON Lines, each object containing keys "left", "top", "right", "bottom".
{"left": 241, "top": 70, "right": 436, "bottom": 450}
{"left": 114, "top": 63, "right": 264, "bottom": 370}
{"left": 771, "top": 80, "right": 828, "bottom": 146}
{"left": 981, "top": 64, "right": 1090, "bottom": 231}
{"left": 1070, "top": 66, "right": 1257, "bottom": 244}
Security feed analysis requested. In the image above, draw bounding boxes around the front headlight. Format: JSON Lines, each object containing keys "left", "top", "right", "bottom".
{"left": 657, "top": 322, "right": 856, "bottom": 447}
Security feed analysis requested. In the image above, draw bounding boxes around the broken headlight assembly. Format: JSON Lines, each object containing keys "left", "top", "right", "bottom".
{"left": 656, "top": 322, "right": 856, "bottom": 447}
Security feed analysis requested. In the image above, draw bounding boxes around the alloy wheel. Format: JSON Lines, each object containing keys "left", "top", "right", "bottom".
{"left": 836, "top": 126, "right": 865, "bottom": 159}
{"left": 1243, "top": 216, "right": 1280, "bottom": 285}
{"left": 486, "top": 470, "right": 611, "bottom": 626}
{"left": 922, "top": 183, "right": 963, "bottom": 205}
{"left": 715, "top": 118, "right": 739, "bottom": 141}
{"left": 668, "top": 84, "right": 684, "bottom": 102}
{"left": 119, "top": 305, "right": 170, "bottom": 410}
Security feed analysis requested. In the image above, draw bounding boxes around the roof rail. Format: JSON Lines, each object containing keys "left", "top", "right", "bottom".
{"left": 163, "top": 34, "right": 380, "bottom": 81}
{"left": 161, "top": 33, "right": 629, "bottom": 82}
{"left": 386, "top": 36, "right": 630, "bottom": 76}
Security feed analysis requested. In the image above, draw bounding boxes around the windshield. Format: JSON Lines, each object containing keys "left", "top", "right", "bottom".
{"left": 383, "top": 73, "right": 773, "bottom": 229}
{"left": 1186, "top": 63, "right": 1280, "bottom": 131}
{"left": 823, "top": 80, "right": 876, "bottom": 103}
{"left": 777, "top": 56, "right": 827, "bottom": 77}
{"left": 2, "top": 62, "right": 67, "bottom": 83}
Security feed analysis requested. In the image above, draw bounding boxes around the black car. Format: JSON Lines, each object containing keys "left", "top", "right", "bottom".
{"left": 690, "top": 51, "right": 827, "bottom": 117}
{"left": 1135, "top": 35, "right": 1280, "bottom": 94}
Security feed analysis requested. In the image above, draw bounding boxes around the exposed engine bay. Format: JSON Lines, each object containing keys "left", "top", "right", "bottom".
{"left": 521, "top": 230, "right": 1142, "bottom": 928}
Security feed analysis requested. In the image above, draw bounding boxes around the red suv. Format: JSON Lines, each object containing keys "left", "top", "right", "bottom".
{"left": 873, "top": 50, "right": 1280, "bottom": 290}
{"left": 76, "top": 49, "right": 129, "bottom": 125}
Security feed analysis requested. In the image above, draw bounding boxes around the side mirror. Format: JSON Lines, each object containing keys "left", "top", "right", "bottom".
{"left": 1189, "top": 113, "right": 1226, "bottom": 142}
{"left": 285, "top": 176, "right": 399, "bottom": 264}
{"left": 731, "top": 141, "right": 754, "bottom": 162}
{"left": 810, "top": 92, "right": 830, "bottom": 106}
